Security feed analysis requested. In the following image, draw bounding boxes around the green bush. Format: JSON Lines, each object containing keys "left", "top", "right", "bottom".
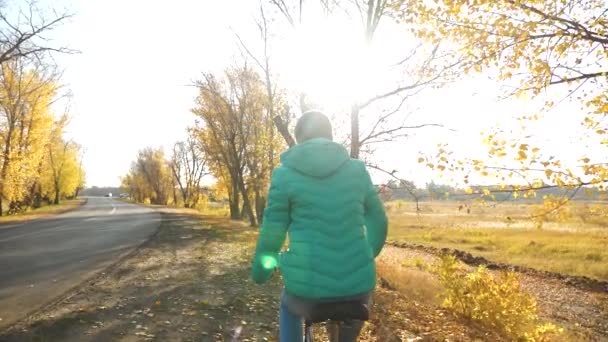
{"left": 434, "top": 255, "right": 562, "bottom": 341}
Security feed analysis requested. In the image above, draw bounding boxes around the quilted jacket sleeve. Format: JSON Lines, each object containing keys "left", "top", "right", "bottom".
{"left": 363, "top": 167, "right": 388, "bottom": 257}
{"left": 251, "top": 167, "right": 290, "bottom": 284}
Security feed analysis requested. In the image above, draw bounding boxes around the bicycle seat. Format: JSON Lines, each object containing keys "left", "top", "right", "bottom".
{"left": 305, "top": 300, "right": 370, "bottom": 323}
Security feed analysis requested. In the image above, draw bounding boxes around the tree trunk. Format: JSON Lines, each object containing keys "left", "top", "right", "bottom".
{"left": 229, "top": 199, "right": 240, "bottom": 219}
{"left": 242, "top": 196, "right": 257, "bottom": 226}
{"left": 0, "top": 138, "right": 12, "bottom": 217}
{"left": 28, "top": 181, "right": 42, "bottom": 208}
{"left": 255, "top": 192, "right": 265, "bottom": 226}
{"left": 54, "top": 186, "right": 60, "bottom": 205}
{"left": 229, "top": 177, "right": 240, "bottom": 219}
{"left": 172, "top": 180, "right": 179, "bottom": 207}
{"left": 182, "top": 190, "right": 189, "bottom": 208}
{"left": 273, "top": 116, "right": 295, "bottom": 147}
{"left": 237, "top": 173, "right": 257, "bottom": 226}
{"left": 350, "top": 104, "right": 360, "bottom": 159}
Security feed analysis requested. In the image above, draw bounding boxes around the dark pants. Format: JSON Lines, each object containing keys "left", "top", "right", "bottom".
{"left": 279, "top": 290, "right": 371, "bottom": 342}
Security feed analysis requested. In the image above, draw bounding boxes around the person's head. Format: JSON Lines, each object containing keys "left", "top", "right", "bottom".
{"left": 294, "top": 111, "right": 333, "bottom": 144}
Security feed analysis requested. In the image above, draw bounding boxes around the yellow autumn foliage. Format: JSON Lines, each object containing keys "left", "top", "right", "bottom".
{"left": 434, "top": 255, "right": 563, "bottom": 341}
{"left": 399, "top": 0, "right": 608, "bottom": 193}
{"left": 39, "top": 120, "right": 83, "bottom": 204}
{"left": 0, "top": 62, "right": 84, "bottom": 214}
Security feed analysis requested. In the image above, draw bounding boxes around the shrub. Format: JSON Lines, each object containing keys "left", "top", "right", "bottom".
{"left": 433, "top": 255, "right": 562, "bottom": 341}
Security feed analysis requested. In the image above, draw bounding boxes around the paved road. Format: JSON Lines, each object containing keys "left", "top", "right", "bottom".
{"left": 0, "top": 197, "right": 160, "bottom": 329}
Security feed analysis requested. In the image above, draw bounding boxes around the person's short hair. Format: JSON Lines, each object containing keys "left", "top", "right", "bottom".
{"left": 294, "top": 111, "right": 333, "bottom": 144}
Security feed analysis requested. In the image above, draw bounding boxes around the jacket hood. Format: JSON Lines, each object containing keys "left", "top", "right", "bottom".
{"left": 280, "top": 138, "right": 350, "bottom": 178}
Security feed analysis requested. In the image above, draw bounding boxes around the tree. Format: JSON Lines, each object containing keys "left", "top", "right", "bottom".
{"left": 0, "top": 61, "right": 56, "bottom": 214}
{"left": 74, "top": 148, "right": 86, "bottom": 198}
{"left": 121, "top": 172, "right": 150, "bottom": 204}
{"left": 192, "top": 71, "right": 250, "bottom": 221}
{"left": 39, "top": 118, "right": 82, "bottom": 204}
{"left": 399, "top": 0, "right": 608, "bottom": 217}
{"left": 267, "top": 0, "right": 454, "bottom": 160}
{"left": 236, "top": 4, "right": 296, "bottom": 148}
{"left": 0, "top": 2, "right": 78, "bottom": 215}
{"left": 138, "top": 148, "right": 173, "bottom": 205}
{"left": 170, "top": 134, "right": 208, "bottom": 208}
{"left": 426, "top": 181, "right": 452, "bottom": 201}
{"left": 400, "top": 0, "right": 608, "bottom": 101}
{"left": 122, "top": 148, "right": 173, "bottom": 205}
{"left": 349, "top": 0, "right": 390, "bottom": 159}
{"left": 0, "top": 1, "right": 73, "bottom": 65}
{"left": 192, "top": 66, "right": 283, "bottom": 225}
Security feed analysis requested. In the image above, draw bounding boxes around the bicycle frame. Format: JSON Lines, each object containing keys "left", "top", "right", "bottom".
{"left": 304, "top": 320, "right": 340, "bottom": 342}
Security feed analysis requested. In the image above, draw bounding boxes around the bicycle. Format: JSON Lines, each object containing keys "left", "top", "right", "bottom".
{"left": 268, "top": 263, "right": 370, "bottom": 341}
{"left": 303, "top": 299, "right": 370, "bottom": 342}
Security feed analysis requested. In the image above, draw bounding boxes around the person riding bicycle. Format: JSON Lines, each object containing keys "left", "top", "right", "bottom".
{"left": 251, "top": 111, "right": 388, "bottom": 342}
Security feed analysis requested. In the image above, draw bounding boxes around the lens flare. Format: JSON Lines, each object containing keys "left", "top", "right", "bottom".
{"left": 261, "top": 255, "right": 277, "bottom": 270}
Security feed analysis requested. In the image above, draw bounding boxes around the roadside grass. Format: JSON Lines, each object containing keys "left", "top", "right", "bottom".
{"left": 123, "top": 200, "right": 232, "bottom": 218}
{"left": 0, "top": 199, "right": 86, "bottom": 225}
{"left": 388, "top": 201, "right": 608, "bottom": 281}
{"left": 377, "top": 260, "right": 441, "bottom": 304}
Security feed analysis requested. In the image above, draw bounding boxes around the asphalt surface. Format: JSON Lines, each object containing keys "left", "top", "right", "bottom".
{"left": 0, "top": 197, "right": 160, "bottom": 329}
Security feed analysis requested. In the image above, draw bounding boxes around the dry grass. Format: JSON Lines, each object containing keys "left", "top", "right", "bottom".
{"left": 387, "top": 200, "right": 608, "bottom": 281}
{"left": 372, "top": 249, "right": 523, "bottom": 341}
{"left": 376, "top": 250, "right": 442, "bottom": 306}
{"left": 129, "top": 201, "right": 232, "bottom": 218}
{"left": 0, "top": 199, "right": 85, "bottom": 225}
{"left": 386, "top": 200, "right": 608, "bottom": 231}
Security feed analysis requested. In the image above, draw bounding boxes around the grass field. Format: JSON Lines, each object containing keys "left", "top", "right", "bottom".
{"left": 387, "top": 200, "right": 608, "bottom": 281}
{"left": 0, "top": 199, "right": 85, "bottom": 225}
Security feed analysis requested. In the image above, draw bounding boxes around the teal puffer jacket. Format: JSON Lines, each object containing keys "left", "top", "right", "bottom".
{"left": 251, "top": 138, "right": 388, "bottom": 299}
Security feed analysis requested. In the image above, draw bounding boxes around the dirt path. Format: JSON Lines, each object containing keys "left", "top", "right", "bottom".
{"left": 1, "top": 209, "right": 605, "bottom": 341}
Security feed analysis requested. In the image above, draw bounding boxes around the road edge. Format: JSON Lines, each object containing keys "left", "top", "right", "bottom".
{"left": 0, "top": 202, "right": 164, "bottom": 335}
{"left": 0, "top": 198, "right": 89, "bottom": 229}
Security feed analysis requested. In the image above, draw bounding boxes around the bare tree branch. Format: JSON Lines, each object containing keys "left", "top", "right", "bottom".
{"left": 269, "top": 0, "right": 296, "bottom": 27}
{"left": 361, "top": 123, "right": 446, "bottom": 145}
{"left": 366, "top": 163, "right": 421, "bottom": 212}
{"left": 358, "top": 43, "right": 462, "bottom": 109}
{"left": 235, "top": 2, "right": 296, "bottom": 147}
{"left": 549, "top": 71, "right": 607, "bottom": 85}
{"left": 507, "top": 0, "right": 608, "bottom": 45}
{"left": 477, "top": 180, "right": 608, "bottom": 194}
{"left": 0, "top": 3, "right": 75, "bottom": 65}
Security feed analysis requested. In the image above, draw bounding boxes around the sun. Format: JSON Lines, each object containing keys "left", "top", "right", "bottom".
{"left": 279, "top": 15, "right": 377, "bottom": 112}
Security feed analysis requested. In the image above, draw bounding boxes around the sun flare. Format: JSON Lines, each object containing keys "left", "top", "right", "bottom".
{"left": 281, "top": 17, "right": 378, "bottom": 111}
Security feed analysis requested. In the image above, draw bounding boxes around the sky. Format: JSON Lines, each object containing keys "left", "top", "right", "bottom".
{"left": 52, "top": 0, "right": 257, "bottom": 187}
{"left": 40, "top": 0, "right": 598, "bottom": 188}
